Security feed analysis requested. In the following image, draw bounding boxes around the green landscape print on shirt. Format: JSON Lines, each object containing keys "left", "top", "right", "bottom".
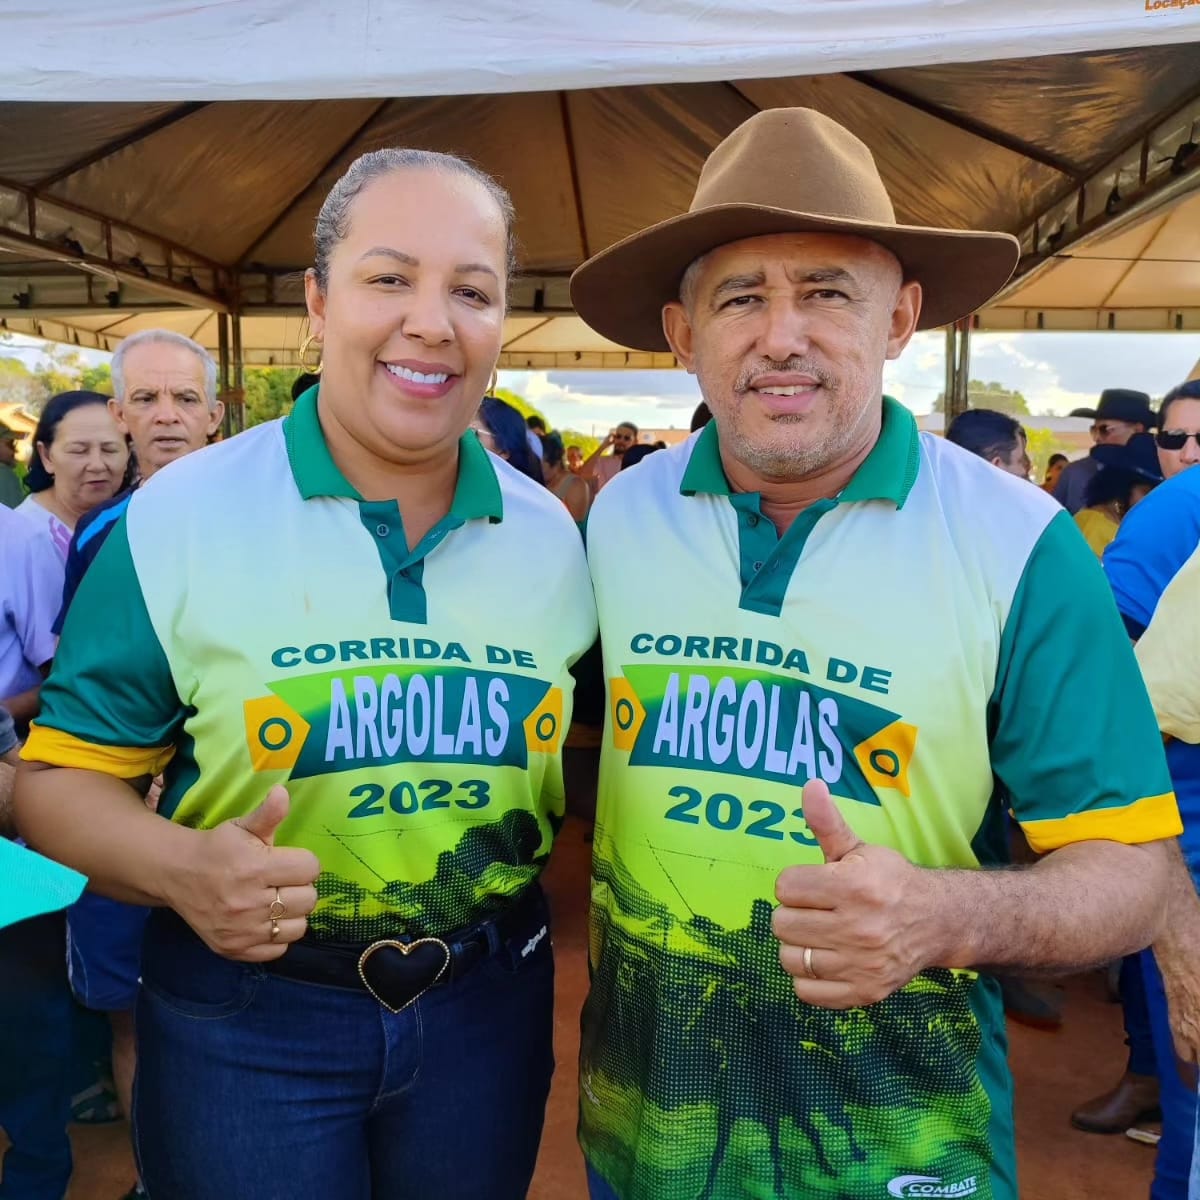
{"left": 580, "top": 831, "right": 1001, "bottom": 1200}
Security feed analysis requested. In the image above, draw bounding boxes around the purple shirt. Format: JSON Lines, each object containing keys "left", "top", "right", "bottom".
{"left": 0, "top": 503, "right": 62, "bottom": 701}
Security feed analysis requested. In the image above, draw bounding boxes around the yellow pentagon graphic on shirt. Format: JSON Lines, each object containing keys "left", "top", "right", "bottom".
{"left": 244, "top": 695, "right": 310, "bottom": 773}
{"left": 609, "top": 675, "right": 646, "bottom": 752}
{"left": 853, "top": 719, "right": 919, "bottom": 797}
{"left": 524, "top": 686, "right": 564, "bottom": 755}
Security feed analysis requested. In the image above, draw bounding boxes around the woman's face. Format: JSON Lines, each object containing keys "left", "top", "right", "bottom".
{"left": 305, "top": 167, "right": 507, "bottom": 467}
{"left": 1156, "top": 397, "right": 1200, "bottom": 480}
{"left": 38, "top": 404, "right": 128, "bottom": 516}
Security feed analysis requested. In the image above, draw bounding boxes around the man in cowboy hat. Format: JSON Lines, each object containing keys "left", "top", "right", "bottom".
{"left": 1053, "top": 388, "right": 1157, "bottom": 514}
{"left": 571, "top": 108, "right": 1181, "bottom": 1200}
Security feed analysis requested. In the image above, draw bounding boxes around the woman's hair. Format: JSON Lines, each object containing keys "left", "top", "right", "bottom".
{"left": 312, "top": 149, "right": 517, "bottom": 293}
{"left": 26, "top": 390, "right": 118, "bottom": 493}
{"left": 1047, "top": 453, "right": 1068, "bottom": 469}
{"left": 542, "top": 430, "right": 566, "bottom": 469}
{"left": 621, "top": 444, "right": 663, "bottom": 471}
{"left": 1159, "top": 380, "right": 1200, "bottom": 429}
{"left": 1085, "top": 466, "right": 1155, "bottom": 512}
{"left": 480, "top": 396, "right": 544, "bottom": 483}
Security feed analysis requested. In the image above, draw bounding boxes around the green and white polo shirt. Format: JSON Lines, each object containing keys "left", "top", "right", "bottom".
{"left": 24, "top": 387, "right": 597, "bottom": 942}
{"left": 581, "top": 397, "right": 1178, "bottom": 1200}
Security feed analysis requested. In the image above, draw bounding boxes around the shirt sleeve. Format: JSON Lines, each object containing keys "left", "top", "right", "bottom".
{"left": 6, "top": 520, "right": 61, "bottom": 680}
{"left": 1136, "top": 544, "right": 1200, "bottom": 743}
{"left": 1103, "top": 473, "right": 1200, "bottom": 637}
{"left": 988, "top": 509, "right": 1180, "bottom": 853}
{"left": 21, "top": 517, "right": 184, "bottom": 779}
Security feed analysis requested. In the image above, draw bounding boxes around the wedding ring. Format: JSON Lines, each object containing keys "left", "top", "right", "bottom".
{"left": 802, "top": 946, "right": 819, "bottom": 979}
{"left": 269, "top": 888, "right": 287, "bottom": 921}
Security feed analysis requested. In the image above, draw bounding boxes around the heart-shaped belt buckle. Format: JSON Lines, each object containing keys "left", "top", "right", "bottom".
{"left": 357, "top": 937, "right": 452, "bottom": 1014}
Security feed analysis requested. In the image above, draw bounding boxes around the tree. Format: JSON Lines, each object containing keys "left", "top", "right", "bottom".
{"left": 242, "top": 367, "right": 300, "bottom": 428}
{"left": 34, "top": 345, "right": 86, "bottom": 400}
{"left": 934, "top": 379, "right": 1029, "bottom": 416}
{"left": 0, "top": 356, "right": 42, "bottom": 411}
{"left": 78, "top": 363, "right": 113, "bottom": 394}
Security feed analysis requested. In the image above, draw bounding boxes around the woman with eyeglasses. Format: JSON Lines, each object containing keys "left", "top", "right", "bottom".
{"left": 1155, "top": 380, "right": 1200, "bottom": 480}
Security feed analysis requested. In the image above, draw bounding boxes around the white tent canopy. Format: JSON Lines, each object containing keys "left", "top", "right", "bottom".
{"left": 1, "top": 6, "right": 1198, "bottom": 376}
{"left": 2, "top": 2, "right": 1197, "bottom": 103}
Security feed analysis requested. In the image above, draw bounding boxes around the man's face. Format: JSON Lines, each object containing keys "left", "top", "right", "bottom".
{"left": 612, "top": 426, "right": 636, "bottom": 457}
{"left": 0, "top": 437, "right": 16, "bottom": 466}
{"left": 993, "top": 432, "right": 1031, "bottom": 480}
{"left": 663, "top": 232, "right": 921, "bottom": 481}
{"left": 1091, "top": 419, "right": 1141, "bottom": 447}
{"left": 112, "top": 342, "right": 223, "bottom": 477}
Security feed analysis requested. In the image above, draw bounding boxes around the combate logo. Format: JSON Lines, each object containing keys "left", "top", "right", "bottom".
{"left": 887, "top": 1176, "right": 979, "bottom": 1198}
{"left": 612, "top": 664, "right": 917, "bottom": 803}
{"left": 243, "top": 665, "right": 561, "bottom": 779}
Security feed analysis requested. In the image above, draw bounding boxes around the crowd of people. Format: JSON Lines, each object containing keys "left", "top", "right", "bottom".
{"left": 1, "top": 105, "right": 1199, "bottom": 1200}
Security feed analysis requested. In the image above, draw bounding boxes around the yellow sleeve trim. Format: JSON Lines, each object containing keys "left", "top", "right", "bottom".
{"left": 1019, "top": 791, "right": 1182, "bottom": 854}
{"left": 21, "top": 724, "right": 175, "bottom": 780}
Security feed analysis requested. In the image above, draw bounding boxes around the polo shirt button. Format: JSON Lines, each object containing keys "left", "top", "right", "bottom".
{"left": 399, "top": 567, "right": 410, "bottom": 579}
{"left": 376, "top": 523, "right": 390, "bottom": 537}
{"left": 753, "top": 560, "right": 764, "bottom": 571}
{"left": 748, "top": 514, "right": 759, "bottom": 527}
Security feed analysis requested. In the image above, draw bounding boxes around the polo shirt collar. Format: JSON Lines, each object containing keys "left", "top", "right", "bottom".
{"left": 284, "top": 384, "right": 504, "bottom": 521}
{"left": 679, "top": 394, "right": 920, "bottom": 509}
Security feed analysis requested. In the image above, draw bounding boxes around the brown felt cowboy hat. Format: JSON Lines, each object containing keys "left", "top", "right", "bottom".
{"left": 570, "top": 108, "right": 1020, "bottom": 352}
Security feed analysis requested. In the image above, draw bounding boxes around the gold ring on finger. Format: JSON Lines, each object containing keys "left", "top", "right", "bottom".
{"left": 802, "top": 946, "right": 819, "bottom": 979}
{"left": 270, "top": 918, "right": 281, "bottom": 941}
{"left": 269, "top": 888, "right": 287, "bottom": 921}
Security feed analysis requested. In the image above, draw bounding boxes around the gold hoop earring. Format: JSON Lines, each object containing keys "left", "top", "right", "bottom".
{"left": 487, "top": 368, "right": 499, "bottom": 396}
{"left": 299, "top": 334, "right": 324, "bottom": 374}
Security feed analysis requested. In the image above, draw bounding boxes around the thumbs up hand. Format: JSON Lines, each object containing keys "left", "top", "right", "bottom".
{"left": 162, "top": 785, "right": 321, "bottom": 962}
{"left": 772, "top": 780, "right": 935, "bottom": 1009}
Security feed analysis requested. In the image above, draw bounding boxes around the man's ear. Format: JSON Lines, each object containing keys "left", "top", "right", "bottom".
{"left": 108, "top": 395, "right": 130, "bottom": 437}
{"left": 663, "top": 302, "right": 696, "bottom": 375}
{"left": 885, "top": 280, "right": 922, "bottom": 360}
{"left": 206, "top": 400, "right": 226, "bottom": 438}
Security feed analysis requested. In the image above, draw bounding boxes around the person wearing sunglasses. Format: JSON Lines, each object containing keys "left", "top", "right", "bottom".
{"left": 578, "top": 422, "right": 639, "bottom": 494}
{"left": 1055, "top": 389, "right": 1156, "bottom": 515}
{"left": 1155, "top": 381, "right": 1200, "bottom": 481}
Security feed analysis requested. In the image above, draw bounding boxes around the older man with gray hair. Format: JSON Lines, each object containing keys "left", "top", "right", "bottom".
{"left": 56, "top": 328, "right": 221, "bottom": 1200}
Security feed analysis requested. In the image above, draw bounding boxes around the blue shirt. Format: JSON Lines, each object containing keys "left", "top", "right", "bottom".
{"left": 1104, "top": 466, "right": 1200, "bottom": 877}
{"left": 53, "top": 489, "right": 133, "bottom": 634}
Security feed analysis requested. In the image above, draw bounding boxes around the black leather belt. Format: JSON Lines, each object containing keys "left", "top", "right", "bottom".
{"left": 263, "top": 886, "right": 545, "bottom": 1014}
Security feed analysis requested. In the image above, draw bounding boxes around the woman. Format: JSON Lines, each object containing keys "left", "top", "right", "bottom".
{"left": 1155, "top": 380, "right": 1200, "bottom": 480}
{"left": 16, "top": 149, "right": 597, "bottom": 1200}
{"left": 475, "top": 394, "right": 544, "bottom": 483}
{"left": 542, "top": 431, "right": 591, "bottom": 522}
{"left": 1074, "top": 432, "right": 1163, "bottom": 557}
{"left": 1041, "top": 452, "right": 1067, "bottom": 494}
{"left": 17, "top": 390, "right": 129, "bottom": 560}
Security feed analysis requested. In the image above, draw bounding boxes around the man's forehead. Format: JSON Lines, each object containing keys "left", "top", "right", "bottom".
{"left": 698, "top": 231, "right": 900, "bottom": 281}
{"left": 122, "top": 343, "right": 206, "bottom": 385}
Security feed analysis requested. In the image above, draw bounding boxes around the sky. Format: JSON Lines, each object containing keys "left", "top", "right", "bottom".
{"left": 503, "top": 331, "right": 1200, "bottom": 436}
{"left": 5, "top": 330, "right": 1199, "bottom": 434}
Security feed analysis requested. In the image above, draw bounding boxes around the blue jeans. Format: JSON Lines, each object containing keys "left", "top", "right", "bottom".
{"left": 0, "top": 915, "right": 75, "bottom": 1200}
{"left": 1122, "top": 952, "right": 1158, "bottom": 1077}
{"left": 1143, "top": 949, "right": 1196, "bottom": 1200}
{"left": 588, "top": 1163, "right": 620, "bottom": 1199}
{"left": 133, "top": 891, "right": 555, "bottom": 1200}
